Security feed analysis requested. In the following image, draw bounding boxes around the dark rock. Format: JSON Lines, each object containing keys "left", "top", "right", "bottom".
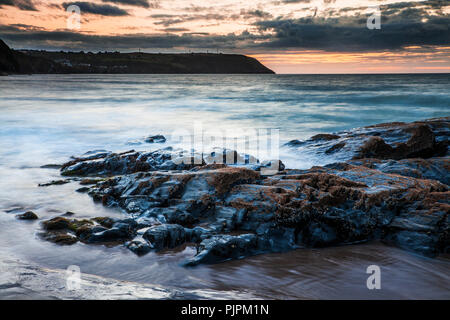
{"left": 143, "top": 224, "right": 186, "bottom": 251}
{"left": 39, "top": 231, "right": 78, "bottom": 245}
{"left": 40, "top": 164, "right": 62, "bottom": 169}
{"left": 76, "top": 187, "right": 90, "bottom": 193}
{"left": 38, "top": 179, "right": 70, "bottom": 187}
{"left": 284, "top": 139, "right": 305, "bottom": 147}
{"left": 325, "top": 142, "right": 346, "bottom": 154}
{"left": 354, "top": 136, "right": 394, "bottom": 159}
{"left": 347, "top": 157, "right": 450, "bottom": 185}
{"left": 354, "top": 123, "right": 447, "bottom": 160}
{"left": 285, "top": 117, "right": 449, "bottom": 163}
{"left": 85, "top": 227, "right": 132, "bottom": 244}
{"left": 40, "top": 117, "right": 450, "bottom": 264}
{"left": 80, "top": 178, "right": 103, "bottom": 185}
{"left": 145, "top": 135, "right": 166, "bottom": 143}
{"left": 92, "top": 217, "right": 117, "bottom": 228}
{"left": 185, "top": 234, "right": 259, "bottom": 266}
{"left": 125, "top": 239, "right": 152, "bottom": 256}
{"left": 16, "top": 211, "right": 38, "bottom": 220}
{"left": 310, "top": 133, "right": 340, "bottom": 141}
{"left": 42, "top": 217, "right": 71, "bottom": 230}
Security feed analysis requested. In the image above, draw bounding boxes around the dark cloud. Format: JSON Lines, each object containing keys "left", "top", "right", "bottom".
{"left": 62, "top": 2, "right": 129, "bottom": 16}
{"left": 161, "top": 27, "right": 190, "bottom": 33}
{"left": 1, "top": 0, "right": 449, "bottom": 52}
{"left": 254, "top": 1, "right": 450, "bottom": 51}
{"left": 281, "top": 0, "right": 311, "bottom": 3}
{"left": 101, "top": 0, "right": 157, "bottom": 9}
{"left": 150, "top": 13, "right": 238, "bottom": 26}
{"left": 240, "top": 9, "right": 273, "bottom": 19}
{"left": 0, "top": 0, "right": 36, "bottom": 11}
{"left": 0, "top": 24, "right": 264, "bottom": 51}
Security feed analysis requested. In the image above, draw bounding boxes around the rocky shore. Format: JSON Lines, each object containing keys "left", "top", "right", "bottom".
{"left": 30, "top": 117, "right": 449, "bottom": 266}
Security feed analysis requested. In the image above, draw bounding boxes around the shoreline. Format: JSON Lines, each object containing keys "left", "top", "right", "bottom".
{"left": 1, "top": 116, "right": 449, "bottom": 300}
{"left": 24, "top": 117, "right": 449, "bottom": 265}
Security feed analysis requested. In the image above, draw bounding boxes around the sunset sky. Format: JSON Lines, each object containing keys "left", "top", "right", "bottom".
{"left": 0, "top": 0, "right": 449, "bottom": 73}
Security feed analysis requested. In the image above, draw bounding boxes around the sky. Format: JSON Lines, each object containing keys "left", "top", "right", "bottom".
{"left": 0, "top": 0, "right": 449, "bottom": 73}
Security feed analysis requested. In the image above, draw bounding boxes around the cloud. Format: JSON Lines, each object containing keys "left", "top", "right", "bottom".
{"left": 0, "top": 24, "right": 264, "bottom": 51}
{"left": 150, "top": 13, "right": 237, "bottom": 26}
{"left": 62, "top": 2, "right": 129, "bottom": 16}
{"left": 240, "top": 9, "right": 273, "bottom": 19}
{"left": 254, "top": 1, "right": 450, "bottom": 51}
{"left": 1, "top": 0, "right": 449, "bottom": 53}
{"left": 0, "top": 0, "right": 36, "bottom": 11}
{"left": 101, "top": 0, "right": 157, "bottom": 9}
{"left": 161, "top": 27, "right": 190, "bottom": 33}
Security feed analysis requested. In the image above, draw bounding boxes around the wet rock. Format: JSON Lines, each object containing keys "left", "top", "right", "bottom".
{"left": 85, "top": 227, "right": 132, "bottom": 244}
{"left": 39, "top": 232, "right": 78, "bottom": 245}
{"left": 38, "top": 179, "right": 70, "bottom": 187}
{"left": 42, "top": 217, "right": 71, "bottom": 230}
{"left": 92, "top": 217, "right": 117, "bottom": 228}
{"left": 286, "top": 117, "right": 449, "bottom": 162}
{"left": 39, "top": 216, "right": 134, "bottom": 246}
{"left": 185, "top": 234, "right": 259, "bottom": 266}
{"left": 60, "top": 149, "right": 202, "bottom": 177}
{"left": 16, "top": 211, "right": 38, "bottom": 220}
{"left": 143, "top": 224, "right": 186, "bottom": 251}
{"left": 203, "top": 149, "right": 258, "bottom": 165}
{"left": 284, "top": 139, "right": 305, "bottom": 147}
{"left": 40, "top": 164, "right": 62, "bottom": 169}
{"left": 145, "top": 135, "right": 166, "bottom": 143}
{"left": 43, "top": 117, "right": 450, "bottom": 264}
{"left": 126, "top": 239, "right": 152, "bottom": 256}
{"left": 310, "top": 133, "right": 340, "bottom": 141}
{"left": 325, "top": 142, "right": 346, "bottom": 154}
{"left": 80, "top": 178, "right": 104, "bottom": 185}
{"left": 354, "top": 124, "right": 447, "bottom": 160}
{"left": 347, "top": 157, "right": 450, "bottom": 185}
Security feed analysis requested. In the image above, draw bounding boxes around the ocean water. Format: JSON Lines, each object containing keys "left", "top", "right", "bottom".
{"left": 0, "top": 74, "right": 449, "bottom": 299}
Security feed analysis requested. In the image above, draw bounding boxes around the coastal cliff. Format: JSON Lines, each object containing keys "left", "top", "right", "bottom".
{"left": 0, "top": 39, "right": 274, "bottom": 74}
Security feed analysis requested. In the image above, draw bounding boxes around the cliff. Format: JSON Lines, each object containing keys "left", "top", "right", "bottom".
{"left": 0, "top": 39, "right": 274, "bottom": 74}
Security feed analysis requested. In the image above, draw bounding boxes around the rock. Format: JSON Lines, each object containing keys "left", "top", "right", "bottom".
{"left": 79, "top": 178, "right": 103, "bottom": 185}
{"left": 347, "top": 157, "right": 450, "bottom": 185}
{"left": 125, "top": 239, "right": 152, "bottom": 256}
{"left": 16, "top": 211, "right": 38, "bottom": 220}
{"left": 285, "top": 117, "right": 449, "bottom": 162}
{"left": 92, "top": 217, "right": 117, "bottom": 228}
{"left": 38, "top": 179, "right": 70, "bottom": 187}
{"left": 354, "top": 123, "right": 448, "bottom": 160}
{"left": 85, "top": 227, "right": 132, "bottom": 244}
{"left": 76, "top": 187, "right": 90, "bottom": 193}
{"left": 310, "top": 133, "right": 340, "bottom": 141}
{"left": 40, "top": 117, "right": 450, "bottom": 264}
{"left": 325, "top": 142, "right": 346, "bottom": 154}
{"left": 42, "top": 217, "right": 71, "bottom": 230}
{"left": 60, "top": 149, "right": 202, "bottom": 177}
{"left": 39, "top": 232, "right": 78, "bottom": 245}
{"left": 143, "top": 224, "right": 186, "bottom": 251}
{"left": 185, "top": 234, "right": 259, "bottom": 266}
{"left": 285, "top": 139, "right": 305, "bottom": 147}
{"left": 39, "top": 216, "right": 133, "bottom": 246}
{"left": 40, "top": 164, "right": 62, "bottom": 169}
{"left": 145, "top": 135, "right": 166, "bottom": 143}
